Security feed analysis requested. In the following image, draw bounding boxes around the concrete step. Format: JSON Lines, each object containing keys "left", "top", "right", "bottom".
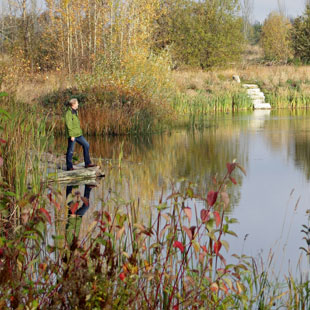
{"left": 253, "top": 102, "right": 271, "bottom": 109}
{"left": 243, "top": 84, "right": 259, "bottom": 89}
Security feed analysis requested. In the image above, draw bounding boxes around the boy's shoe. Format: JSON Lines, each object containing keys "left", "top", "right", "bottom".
{"left": 85, "top": 164, "right": 96, "bottom": 168}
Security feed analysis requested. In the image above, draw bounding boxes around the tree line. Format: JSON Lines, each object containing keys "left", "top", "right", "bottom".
{"left": 255, "top": 4, "right": 310, "bottom": 64}
{"left": 1, "top": 0, "right": 310, "bottom": 74}
{"left": 0, "top": 0, "right": 244, "bottom": 73}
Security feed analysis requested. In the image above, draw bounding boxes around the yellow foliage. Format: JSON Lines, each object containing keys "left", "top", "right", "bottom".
{"left": 261, "top": 12, "right": 293, "bottom": 63}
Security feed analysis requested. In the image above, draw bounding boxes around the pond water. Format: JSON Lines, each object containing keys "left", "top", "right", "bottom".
{"left": 54, "top": 109, "right": 310, "bottom": 277}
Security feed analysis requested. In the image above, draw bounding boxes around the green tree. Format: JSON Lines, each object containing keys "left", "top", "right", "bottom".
{"left": 291, "top": 5, "right": 310, "bottom": 63}
{"left": 260, "top": 12, "right": 292, "bottom": 63}
{"left": 154, "top": 0, "right": 244, "bottom": 68}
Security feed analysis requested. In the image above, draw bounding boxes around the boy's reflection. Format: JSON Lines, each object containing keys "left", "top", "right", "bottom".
{"left": 66, "top": 184, "right": 94, "bottom": 245}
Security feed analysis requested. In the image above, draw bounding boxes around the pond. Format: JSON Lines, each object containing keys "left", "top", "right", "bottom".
{"left": 54, "top": 109, "right": 310, "bottom": 278}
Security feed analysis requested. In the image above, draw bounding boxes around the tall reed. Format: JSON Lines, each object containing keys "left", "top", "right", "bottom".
{"left": 0, "top": 98, "right": 53, "bottom": 199}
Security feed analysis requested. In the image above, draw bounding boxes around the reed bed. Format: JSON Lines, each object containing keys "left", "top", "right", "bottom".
{"left": 0, "top": 96, "right": 53, "bottom": 199}
{"left": 173, "top": 65, "right": 310, "bottom": 109}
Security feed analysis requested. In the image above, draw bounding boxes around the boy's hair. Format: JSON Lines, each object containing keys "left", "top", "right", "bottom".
{"left": 69, "top": 98, "right": 78, "bottom": 107}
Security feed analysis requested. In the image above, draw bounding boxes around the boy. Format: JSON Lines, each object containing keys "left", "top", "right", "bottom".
{"left": 65, "top": 98, "right": 95, "bottom": 171}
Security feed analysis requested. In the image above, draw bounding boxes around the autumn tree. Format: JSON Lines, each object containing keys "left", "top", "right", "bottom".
{"left": 260, "top": 12, "right": 293, "bottom": 63}
{"left": 153, "top": 0, "right": 244, "bottom": 68}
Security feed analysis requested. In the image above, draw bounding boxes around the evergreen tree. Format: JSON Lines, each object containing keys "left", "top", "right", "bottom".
{"left": 291, "top": 5, "right": 310, "bottom": 63}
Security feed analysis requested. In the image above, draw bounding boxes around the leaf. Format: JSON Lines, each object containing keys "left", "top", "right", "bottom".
{"left": 182, "top": 226, "right": 192, "bottom": 240}
{"left": 236, "top": 163, "right": 247, "bottom": 176}
{"left": 213, "top": 211, "right": 221, "bottom": 228}
{"left": 119, "top": 272, "right": 126, "bottom": 281}
{"left": 226, "top": 163, "right": 236, "bottom": 174}
{"left": 220, "top": 283, "right": 229, "bottom": 294}
{"left": 159, "top": 224, "right": 171, "bottom": 239}
{"left": 223, "top": 277, "right": 233, "bottom": 290}
{"left": 210, "top": 282, "right": 219, "bottom": 293}
{"left": 200, "top": 209, "right": 209, "bottom": 223}
{"left": 201, "top": 245, "right": 208, "bottom": 253}
{"left": 221, "top": 240, "right": 230, "bottom": 252}
{"left": 236, "top": 281, "right": 243, "bottom": 294}
{"left": 104, "top": 211, "right": 112, "bottom": 223}
{"left": 70, "top": 202, "right": 79, "bottom": 215}
{"left": 0, "top": 139, "right": 6, "bottom": 144}
{"left": 221, "top": 192, "right": 229, "bottom": 208}
{"left": 173, "top": 241, "right": 185, "bottom": 253}
{"left": 214, "top": 240, "right": 222, "bottom": 255}
{"left": 192, "top": 240, "right": 200, "bottom": 253}
{"left": 207, "top": 191, "right": 218, "bottom": 206}
{"left": 190, "top": 226, "right": 196, "bottom": 237}
{"left": 116, "top": 226, "right": 125, "bottom": 240}
{"left": 183, "top": 207, "right": 192, "bottom": 223}
{"left": 39, "top": 208, "right": 51, "bottom": 224}
{"left": 230, "top": 176, "right": 237, "bottom": 185}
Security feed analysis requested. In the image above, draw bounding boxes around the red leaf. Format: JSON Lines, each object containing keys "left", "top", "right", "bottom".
{"left": 0, "top": 138, "right": 6, "bottom": 144}
{"left": 214, "top": 240, "right": 222, "bottom": 255}
{"left": 220, "top": 283, "right": 229, "bottom": 294}
{"left": 213, "top": 211, "right": 221, "bottom": 228}
{"left": 230, "top": 176, "right": 237, "bottom": 185}
{"left": 47, "top": 193, "right": 52, "bottom": 202}
{"left": 70, "top": 202, "right": 79, "bottom": 215}
{"left": 104, "top": 211, "right": 111, "bottom": 223}
{"left": 39, "top": 208, "right": 51, "bottom": 224}
{"left": 201, "top": 245, "right": 207, "bottom": 253}
{"left": 200, "top": 209, "right": 209, "bottom": 223}
{"left": 173, "top": 305, "right": 179, "bottom": 310}
{"left": 81, "top": 197, "right": 89, "bottom": 206}
{"left": 0, "top": 157, "right": 3, "bottom": 168}
{"left": 190, "top": 226, "right": 196, "bottom": 237}
{"left": 119, "top": 272, "right": 126, "bottom": 281}
{"left": 226, "top": 163, "right": 236, "bottom": 174}
{"left": 53, "top": 200, "right": 61, "bottom": 211}
{"left": 207, "top": 191, "right": 218, "bottom": 206}
{"left": 183, "top": 207, "right": 192, "bottom": 223}
{"left": 173, "top": 241, "right": 185, "bottom": 253}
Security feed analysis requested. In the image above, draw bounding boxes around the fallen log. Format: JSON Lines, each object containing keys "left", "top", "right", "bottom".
{"left": 46, "top": 164, "right": 105, "bottom": 184}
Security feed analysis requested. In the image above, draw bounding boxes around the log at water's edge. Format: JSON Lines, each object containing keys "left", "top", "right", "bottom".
{"left": 46, "top": 166, "right": 105, "bottom": 183}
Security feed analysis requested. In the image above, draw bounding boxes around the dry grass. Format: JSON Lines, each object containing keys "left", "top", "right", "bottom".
{"left": 173, "top": 65, "right": 310, "bottom": 90}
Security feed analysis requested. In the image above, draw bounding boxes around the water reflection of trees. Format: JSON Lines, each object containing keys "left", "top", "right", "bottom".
{"left": 261, "top": 110, "right": 310, "bottom": 181}
{"left": 54, "top": 115, "right": 249, "bottom": 209}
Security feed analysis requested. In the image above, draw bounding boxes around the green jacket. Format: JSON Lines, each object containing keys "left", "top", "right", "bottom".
{"left": 65, "top": 109, "right": 83, "bottom": 138}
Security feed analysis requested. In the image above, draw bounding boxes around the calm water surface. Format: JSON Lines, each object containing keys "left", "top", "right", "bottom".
{"left": 55, "top": 109, "right": 310, "bottom": 276}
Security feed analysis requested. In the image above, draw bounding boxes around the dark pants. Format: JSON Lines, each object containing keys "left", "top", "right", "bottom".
{"left": 66, "top": 135, "right": 91, "bottom": 170}
{"left": 66, "top": 185, "right": 92, "bottom": 217}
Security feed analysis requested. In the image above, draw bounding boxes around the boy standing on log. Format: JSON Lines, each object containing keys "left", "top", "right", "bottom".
{"left": 65, "top": 98, "right": 96, "bottom": 171}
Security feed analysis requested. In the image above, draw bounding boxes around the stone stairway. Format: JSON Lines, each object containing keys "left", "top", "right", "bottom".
{"left": 242, "top": 84, "right": 271, "bottom": 109}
